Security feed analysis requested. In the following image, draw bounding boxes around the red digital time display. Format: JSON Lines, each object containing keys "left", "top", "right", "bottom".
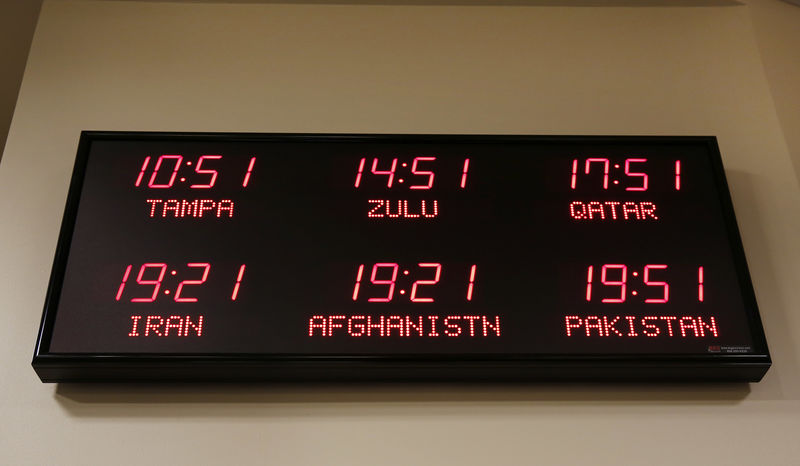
{"left": 31, "top": 133, "right": 770, "bottom": 382}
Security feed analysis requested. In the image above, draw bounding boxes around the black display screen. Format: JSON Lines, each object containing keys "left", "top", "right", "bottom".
{"left": 33, "top": 133, "right": 770, "bottom": 382}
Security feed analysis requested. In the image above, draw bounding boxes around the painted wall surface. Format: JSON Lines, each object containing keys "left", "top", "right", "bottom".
{"left": 0, "top": 0, "right": 41, "bottom": 158}
{"left": 2, "top": 1, "right": 800, "bottom": 464}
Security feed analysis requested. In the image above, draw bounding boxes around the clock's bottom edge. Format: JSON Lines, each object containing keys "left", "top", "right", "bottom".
{"left": 32, "top": 359, "right": 770, "bottom": 383}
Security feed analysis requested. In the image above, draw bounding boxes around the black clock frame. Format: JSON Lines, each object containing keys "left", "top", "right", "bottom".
{"left": 32, "top": 132, "right": 771, "bottom": 382}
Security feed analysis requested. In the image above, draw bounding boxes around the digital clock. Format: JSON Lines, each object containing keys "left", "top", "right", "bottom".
{"left": 32, "top": 132, "right": 771, "bottom": 382}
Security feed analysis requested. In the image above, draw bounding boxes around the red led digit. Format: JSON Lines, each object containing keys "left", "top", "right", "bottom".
{"left": 131, "top": 263, "right": 167, "bottom": 302}
{"left": 570, "top": 159, "right": 578, "bottom": 189}
{"left": 675, "top": 160, "right": 681, "bottom": 190}
{"left": 624, "top": 158, "right": 648, "bottom": 191}
{"left": 600, "top": 264, "right": 626, "bottom": 303}
{"left": 585, "top": 265, "right": 593, "bottom": 301}
{"left": 174, "top": 262, "right": 211, "bottom": 302}
{"left": 643, "top": 264, "right": 669, "bottom": 303}
{"left": 460, "top": 158, "right": 470, "bottom": 188}
{"left": 409, "top": 157, "right": 435, "bottom": 189}
{"left": 115, "top": 264, "right": 133, "bottom": 301}
{"left": 231, "top": 264, "right": 246, "bottom": 300}
{"left": 190, "top": 155, "right": 221, "bottom": 188}
{"left": 466, "top": 264, "right": 477, "bottom": 301}
{"left": 354, "top": 158, "right": 366, "bottom": 188}
{"left": 585, "top": 158, "right": 610, "bottom": 189}
{"left": 148, "top": 155, "right": 183, "bottom": 188}
{"left": 242, "top": 157, "right": 256, "bottom": 187}
{"left": 135, "top": 157, "right": 151, "bottom": 187}
{"left": 371, "top": 158, "right": 397, "bottom": 188}
{"left": 410, "top": 263, "right": 441, "bottom": 302}
{"left": 698, "top": 266, "right": 704, "bottom": 302}
{"left": 368, "top": 263, "right": 399, "bottom": 302}
{"left": 352, "top": 264, "right": 364, "bottom": 301}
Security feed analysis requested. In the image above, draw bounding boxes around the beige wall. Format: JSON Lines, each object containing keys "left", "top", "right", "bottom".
{"left": 0, "top": 0, "right": 41, "bottom": 159}
{"left": 2, "top": 1, "right": 800, "bottom": 464}
{"left": 748, "top": 0, "right": 800, "bottom": 183}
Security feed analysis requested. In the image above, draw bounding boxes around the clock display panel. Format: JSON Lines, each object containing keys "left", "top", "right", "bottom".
{"left": 33, "top": 133, "right": 770, "bottom": 381}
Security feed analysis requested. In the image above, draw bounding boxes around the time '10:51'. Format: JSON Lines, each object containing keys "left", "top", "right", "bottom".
{"left": 134, "top": 155, "right": 257, "bottom": 189}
